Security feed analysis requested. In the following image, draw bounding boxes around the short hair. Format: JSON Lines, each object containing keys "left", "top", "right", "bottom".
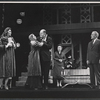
{"left": 39, "top": 29, "right": 46, "bottom": 34}
{"left": 58, "top": 44, "right": 62, "bottom": 47}
{"left": 92, "top": 31, "right": 99, "bottom": 37}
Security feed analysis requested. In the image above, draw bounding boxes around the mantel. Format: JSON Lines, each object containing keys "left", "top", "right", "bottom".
{"left": 30, "top": 22, "right": 100, "bottom": 34}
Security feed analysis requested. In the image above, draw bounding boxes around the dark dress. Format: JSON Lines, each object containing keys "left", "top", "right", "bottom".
{"left": 26, "top": 43, "right": 42, "bottom": 89}
{"left": 0, "top": 37, "right": 16, "bottom": 77}
{"left": 53, "top": 51, "right": 66, "bottom": 80}
{"left": 0, "top": 39, "right": 5, "bottom": 78}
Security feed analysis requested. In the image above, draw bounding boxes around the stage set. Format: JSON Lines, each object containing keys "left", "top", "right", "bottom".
{"left": 1, "top": 3, "right": 100, "bottom": 98}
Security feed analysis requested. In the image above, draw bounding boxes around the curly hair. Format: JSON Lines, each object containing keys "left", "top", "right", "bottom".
{"left": 2, "top": 27, "right": 11, "bottom": 37}
{"left": 28, "top": 34, "right": 36, "bottom": 41}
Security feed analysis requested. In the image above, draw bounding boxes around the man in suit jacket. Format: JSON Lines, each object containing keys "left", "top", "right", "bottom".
{"left": 38, "top": 29, "right": 52, "bottom": 89}
{"left": 87, "top": 31, "right": 100, "bottom": 89}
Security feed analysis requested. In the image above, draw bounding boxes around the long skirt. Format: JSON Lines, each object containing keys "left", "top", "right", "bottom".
{"left": 25, "top": 76, "right": 42, "bottom": 89}
{"left": 26, "top": 49, "right": 42, "bottom": 89}
{"left": 0, "top": 47, "right": 16, "bottom": 78}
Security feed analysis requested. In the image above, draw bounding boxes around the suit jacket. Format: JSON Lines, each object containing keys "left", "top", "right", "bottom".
{"left": 87, "top": 39, "right": 100, "bottom": 64}
{"left": 37, "top": 36, "right": 52, "bottom": 61}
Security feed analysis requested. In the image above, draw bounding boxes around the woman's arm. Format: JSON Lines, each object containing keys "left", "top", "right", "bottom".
{"left": 30, "top": 40, "right": 37, "bottom": 46}
{"left": 5, "top": 37, "right": 20, "bottom": 49}
{"left": 53, "top": 52, "right": 61, "bottom": 61}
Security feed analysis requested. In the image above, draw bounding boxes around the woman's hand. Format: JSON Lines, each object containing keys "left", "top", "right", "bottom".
{"left": 16, "top": 43, "right": 20, "bottom": 47}
{"left": 37, "top": 42, "right": 44, "bottom": 47}
{"left": 59, "top": 59, "right": 62, "bottom": 62}
{"left": 5, "top": 43, "right": 12, "bottom": 48}
{"left": 30, "top": 41, "right": 37, "bottom": 45}
{"left": 62, "top": 67, "right": 64, "bottom": 69}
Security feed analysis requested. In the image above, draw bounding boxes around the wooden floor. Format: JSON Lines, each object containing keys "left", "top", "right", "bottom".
{"left": 0, "top": 84, "right": 100, "bottom": 98}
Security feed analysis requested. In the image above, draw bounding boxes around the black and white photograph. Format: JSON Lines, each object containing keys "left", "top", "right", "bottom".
{"left": 0, "top": 2, "right": 100, "bottom": 98}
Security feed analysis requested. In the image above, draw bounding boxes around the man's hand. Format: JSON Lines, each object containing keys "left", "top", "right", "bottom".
{"left": 87, "top": 60, "right": 90, "bottom": 65}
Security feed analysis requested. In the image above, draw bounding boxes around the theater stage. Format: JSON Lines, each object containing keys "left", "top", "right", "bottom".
{"left": 0, "top": 85, "right": 100, "bottom": 98}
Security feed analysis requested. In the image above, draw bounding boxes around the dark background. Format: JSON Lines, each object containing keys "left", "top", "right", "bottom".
{"left": 0, "top": 3, "right": 99, "bottom": 78}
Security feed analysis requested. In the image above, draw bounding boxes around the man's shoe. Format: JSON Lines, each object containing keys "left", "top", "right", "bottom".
{"left": 98, "top": 85, "right": 100, "bottom": 89}
{"left": 90, "top": 84, "right": 95, "bottom": 89}
{"left": 45, "top": 86, "right": 48, "bottom": 90}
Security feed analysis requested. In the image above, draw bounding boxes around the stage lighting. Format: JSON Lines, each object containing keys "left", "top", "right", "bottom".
{"left": 20, "top": 12, "right": 25, "bottom": 17}
{"left": 16, "top": 19, "right": 22, "bottom": 24}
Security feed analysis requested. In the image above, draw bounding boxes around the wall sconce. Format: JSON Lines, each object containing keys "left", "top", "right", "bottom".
{"left": 16, "top": 19, "right": 22, "bottom": 24}
{"left": 20, "top": 12, "right": 25, "bottom": 17}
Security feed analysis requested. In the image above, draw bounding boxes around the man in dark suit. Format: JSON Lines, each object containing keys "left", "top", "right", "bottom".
{"left": 87, "top": 31, "right": 100, "bottom": 89}
{"left": 38, "top": 29, "right": 52, "bottom": 89}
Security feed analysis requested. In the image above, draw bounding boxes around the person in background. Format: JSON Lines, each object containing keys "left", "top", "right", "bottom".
{"left": 53, "top": 45, "right": 66, "bottom": 87}
{"left": 87, "top": 31, "right": 100, "bottom": 89}
{"left": 25, "top": 34, "right": 42, "bottom": 90}
{"left": 0, "top": 27, "right": 20, "bottom": 90}
{"left": 37, "top": 29, "right": 52, "bottom": 89}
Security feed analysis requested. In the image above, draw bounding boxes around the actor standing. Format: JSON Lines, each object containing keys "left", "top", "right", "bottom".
{"left": 25, "top": 34, "right": 42, "bottom": 90}
{"left": 87, "top": 31, "right": 100, "bottom": 89}
{"left": 38, "top": 29, "right": 52, "bottom": 89}
{"left": 0, "top": 27, "right": 20, "bottom": 90}
{"left": 53, "top": 45, "right": 66, "bottom": 87}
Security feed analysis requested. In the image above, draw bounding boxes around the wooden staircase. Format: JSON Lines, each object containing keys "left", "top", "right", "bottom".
{"left": 16, "top": 70, "right": 53, "bottom": 86}
{"left": 16, "top": 68, "right": 90, "bottom": 87}
{"left": 16, "top": 72, "right": 28, "bottom": 86}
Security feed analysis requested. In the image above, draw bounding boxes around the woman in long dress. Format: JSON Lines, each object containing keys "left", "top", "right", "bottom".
{"left": 53, "top": 45, "right": 66, "bottom": 87}
{"left": 25, "top": 34, "right": 42, "bottom": 90}
{"left": 0, "top": 27, "right": 20, "bottom": 90}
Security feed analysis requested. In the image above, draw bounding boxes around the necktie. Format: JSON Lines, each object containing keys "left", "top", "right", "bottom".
{"left": 91, "top": 40, "right": 94, "bottom": 45}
